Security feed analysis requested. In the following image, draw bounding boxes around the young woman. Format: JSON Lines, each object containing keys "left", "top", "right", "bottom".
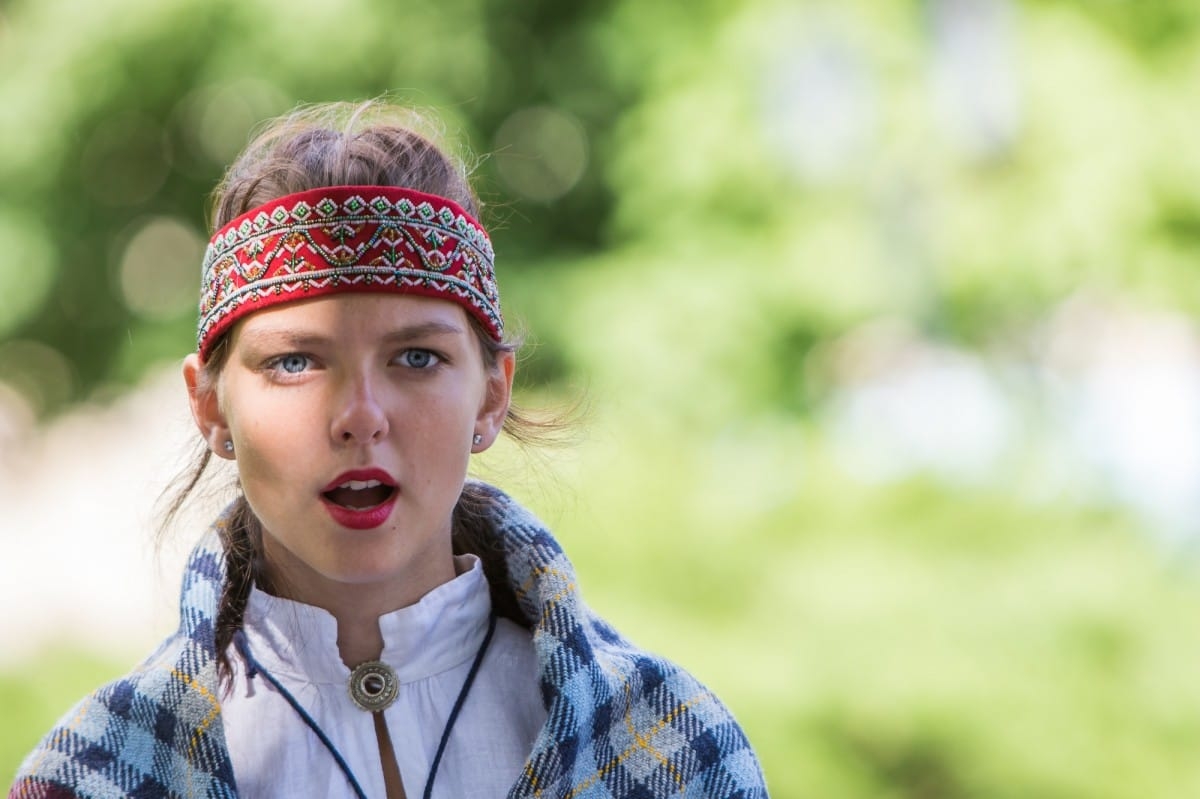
{"left": 10, "top": 102, "right": 767, "bottom": 799}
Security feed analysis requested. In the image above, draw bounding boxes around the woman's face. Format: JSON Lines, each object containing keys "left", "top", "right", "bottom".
{"left": 184, "top": 293, "right": 513, "bottom": 609}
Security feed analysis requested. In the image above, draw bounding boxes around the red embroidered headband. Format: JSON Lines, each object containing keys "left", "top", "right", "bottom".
{"left": 197, "top": 185, "right": 501, "bottom": 361}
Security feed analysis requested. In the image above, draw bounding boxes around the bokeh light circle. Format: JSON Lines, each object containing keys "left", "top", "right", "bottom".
{"left": 494, "top": 106, "right": 589, "bottom": 203}
{"left": 118, "top": 216, "right": 204, "bottom": 321}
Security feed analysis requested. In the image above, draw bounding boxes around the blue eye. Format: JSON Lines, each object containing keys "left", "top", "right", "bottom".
{"left": 401, "top": 349, "right": 439, "bottom": 369}
{"left": 276, "top": 354, "right": 310, "bottom": 374}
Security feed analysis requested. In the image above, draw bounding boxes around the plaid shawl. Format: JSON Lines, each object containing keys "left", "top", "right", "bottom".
{"left": 10, "top": 485, "right": 768, "bottom": 798}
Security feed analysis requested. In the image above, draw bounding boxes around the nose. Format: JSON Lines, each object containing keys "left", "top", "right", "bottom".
{"left": 331, "top": 373, "right": 390, "bottom": 445}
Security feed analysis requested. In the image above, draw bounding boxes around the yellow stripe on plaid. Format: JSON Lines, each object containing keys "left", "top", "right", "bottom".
{"left": 563, "top": 692, "right": 708, "bottom": 799}
{"left": 171, "top": 667, "right": 222, "bottom": 768}
{"left": 515, "top": 564, "right": 579, "bottom": 626}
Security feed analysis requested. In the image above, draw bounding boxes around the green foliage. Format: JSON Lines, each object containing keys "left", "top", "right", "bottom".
{"left": 4, "top": 0, "right": 1200, "bottom": 413}
{"left": 510, "top": 419, "right": 1200, "bottom": 797}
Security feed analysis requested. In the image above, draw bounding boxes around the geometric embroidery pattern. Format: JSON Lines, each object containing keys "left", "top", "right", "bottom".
{"left": 197, "top": 185, "right": 500, "bottom": 361}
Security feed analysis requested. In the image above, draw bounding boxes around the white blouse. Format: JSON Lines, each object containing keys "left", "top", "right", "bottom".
{"left": 221, "top": 556, "right": 546, "bottom": 798}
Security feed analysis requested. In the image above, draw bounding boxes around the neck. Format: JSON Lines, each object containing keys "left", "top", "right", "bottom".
{"left": 336, "top": 611, "right": 387, "bottom": 667}
{"left": 259, "top": 539, "right": 460, "bottom": 668}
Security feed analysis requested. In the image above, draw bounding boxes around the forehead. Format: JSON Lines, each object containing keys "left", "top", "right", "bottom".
{"left": 231, "top": 293, "right": 473, "bottom": 345}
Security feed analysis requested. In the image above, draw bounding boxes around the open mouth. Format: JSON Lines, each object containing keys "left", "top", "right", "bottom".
{"left": 322, "top": 479, "right": 397, "bottom": 510}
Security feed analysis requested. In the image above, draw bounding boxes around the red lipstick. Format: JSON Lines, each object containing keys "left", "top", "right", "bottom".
{"left": 320, "top": 468, "right": 399, "bottom": 530}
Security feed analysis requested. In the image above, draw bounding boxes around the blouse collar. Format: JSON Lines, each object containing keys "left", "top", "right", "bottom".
{"left": 239, "top": 554, "right": 492, "bottom": 685}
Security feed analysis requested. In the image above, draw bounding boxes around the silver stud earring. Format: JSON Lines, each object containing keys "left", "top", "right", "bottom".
{"left": 223, "top": 440, "right": 234, "bottom": 453}
{"left": 472, "top": 434, "right": 483, "bottom": 446}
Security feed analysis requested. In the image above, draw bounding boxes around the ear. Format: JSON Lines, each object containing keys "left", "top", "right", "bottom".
{"left": 472, "top": 350, "right": 515, "bottom": 452}
{"left": 183, "top": 353, "right": 234, "bottom": 460}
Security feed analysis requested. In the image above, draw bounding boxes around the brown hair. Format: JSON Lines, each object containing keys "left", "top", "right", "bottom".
{"left": 164, "top": 101, "right": 549, "bottom": 687}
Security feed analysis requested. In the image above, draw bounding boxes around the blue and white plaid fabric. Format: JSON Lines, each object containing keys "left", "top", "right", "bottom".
{"left": 11, "top": 486, "right": 768, "bottom": 798}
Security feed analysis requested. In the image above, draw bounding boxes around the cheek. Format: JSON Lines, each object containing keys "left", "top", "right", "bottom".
{"left": 224, "top": 390, "right": 321, "bottom": 483}
{"left": 428, "top": 380, "right": 485, "bottom": 440}
{"left": 407, "top": 403, "right": 473, "bottom": 464}
{"left": 401, "top": 388, "right": 478, "bottom": 480}
{"left": 232, "top": 421, "right": 303, "bottom": 492}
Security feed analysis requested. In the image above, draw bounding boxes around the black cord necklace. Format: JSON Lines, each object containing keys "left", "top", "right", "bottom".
{"left": 234, "top": 612, "right": 498, "bottom": 799}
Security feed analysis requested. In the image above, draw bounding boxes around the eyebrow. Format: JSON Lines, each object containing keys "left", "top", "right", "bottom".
{"left": 380, "top": 321, "right": 466, "bottom": 343}
{"left": 243, "top": 321, "right": 466, "bottom": 349}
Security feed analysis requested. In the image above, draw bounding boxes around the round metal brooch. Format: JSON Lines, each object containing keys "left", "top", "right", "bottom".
{"left": 348, "top": 660, "right": 399, "bottom": 713}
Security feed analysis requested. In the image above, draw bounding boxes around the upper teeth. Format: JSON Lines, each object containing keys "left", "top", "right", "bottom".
{"left": 339, "top": 480, "right": 382, "bottom": 490}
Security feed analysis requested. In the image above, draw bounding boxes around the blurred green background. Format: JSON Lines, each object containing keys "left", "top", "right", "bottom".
{"left": 4, "top": 0, "right": 1200, "bottom": 796}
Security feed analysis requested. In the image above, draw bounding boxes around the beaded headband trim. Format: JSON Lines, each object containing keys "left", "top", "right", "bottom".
{"left": 197, "top": 185, "right": 501, "bottom": 361}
